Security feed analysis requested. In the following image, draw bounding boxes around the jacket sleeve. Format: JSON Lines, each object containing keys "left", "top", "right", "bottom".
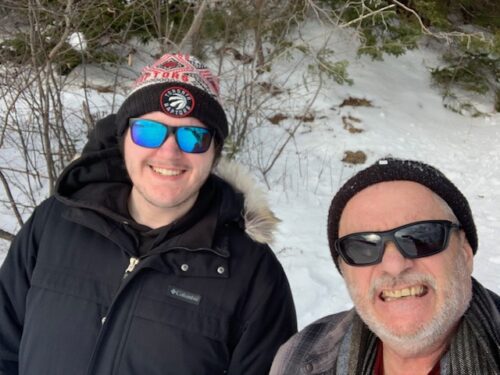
{"left": 227, "top": 247, "right": 297, "bottom": 375}
{"left": 0, "top": 200, "right": 50, "bottom": 374}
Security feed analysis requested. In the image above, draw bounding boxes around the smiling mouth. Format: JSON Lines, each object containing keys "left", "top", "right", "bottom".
{"left": 150, "top": 166, "right": 183, "bottom": 176}
{"left": 380, "top": 285, "right": 428, "bottom": 302}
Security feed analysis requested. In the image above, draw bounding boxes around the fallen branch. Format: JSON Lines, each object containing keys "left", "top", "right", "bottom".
{"left": 0, "top": 229, "right": 15, "bottom": 242}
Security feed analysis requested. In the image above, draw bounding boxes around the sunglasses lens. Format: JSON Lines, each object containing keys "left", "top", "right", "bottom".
{"left": 395, "top": 222, "right": 447, "bottom": 257}
{"left": 176, "top": 127, "right": 213, "bottom": 153}
{"left": 337, "top": 233, "right": 383, "bottom": 265}
{"left": 131, "top": 119, "right": 167, "bottom": 148}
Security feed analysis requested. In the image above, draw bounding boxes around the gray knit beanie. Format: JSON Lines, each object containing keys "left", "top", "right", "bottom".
{"left": 327, "top": 158, "right": 477, "bottom": 272}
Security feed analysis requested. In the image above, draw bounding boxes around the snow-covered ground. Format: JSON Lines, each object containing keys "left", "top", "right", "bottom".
{"left": 1, "top": 22, "right": 499, "bottom": 330}
{"left": 262, "top": 25, "right": 500, "bottom": 328}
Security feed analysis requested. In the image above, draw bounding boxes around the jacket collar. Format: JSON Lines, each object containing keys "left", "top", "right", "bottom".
{"left": 56, "top": 144, "right": 279, "bottom": 252}
{"left": 302, "top": 309, "right": 356, "bottom": 374}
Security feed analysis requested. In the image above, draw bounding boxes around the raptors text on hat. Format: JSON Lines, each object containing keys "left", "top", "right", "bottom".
{"left": 160, "top": 86, "right": 195, "bottom": 117}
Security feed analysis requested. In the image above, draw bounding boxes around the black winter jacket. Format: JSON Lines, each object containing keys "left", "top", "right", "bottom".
{"left": 0, "top": 117, "right": 297, "bottom": 375}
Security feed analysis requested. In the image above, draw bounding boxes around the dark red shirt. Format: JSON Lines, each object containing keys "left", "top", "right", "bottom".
{"left": 374, "top": 341, "right": 440, "bottom": 375}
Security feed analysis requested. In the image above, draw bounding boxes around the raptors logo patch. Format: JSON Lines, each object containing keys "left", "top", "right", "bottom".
{"left": 160, "top": 87, "right": 195, "bottom": 117}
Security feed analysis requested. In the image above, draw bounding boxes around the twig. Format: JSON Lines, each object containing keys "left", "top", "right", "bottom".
{"left": 0, "top": 169, "right": 24, "bottom": 226}
{"left": 178, "top": 0, "right": 207, "bottom": 52}
{"left": 47, "top": 0, "right": 74, "bottom": 61}
{"left": 0, "top": 229, "right": 15, "bottom": 242}
{"left": 262, "top": 71, "right": 324, "bottom": 178}
{"left": 339, "top": 4, "right": 396, "bottom": 29}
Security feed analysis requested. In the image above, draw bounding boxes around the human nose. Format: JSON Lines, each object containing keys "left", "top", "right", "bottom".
{"left": 377, "top": 241, "right": 414, "bottom": 276}
{"left": 157, "top": 131, "right": 182, "bottom": 156}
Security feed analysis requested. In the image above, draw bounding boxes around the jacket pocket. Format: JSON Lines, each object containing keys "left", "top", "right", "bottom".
{"left": 21, "top": 264, "right": 110, "bottom": 375}
{"left": 136, "top": 294, "right": 230, "bottom": 341}
{"left": 31, "top": 262, "right": 114, "bottom": 306}
{"left": 114, "top": 295, "right": 231, "bottom": 375}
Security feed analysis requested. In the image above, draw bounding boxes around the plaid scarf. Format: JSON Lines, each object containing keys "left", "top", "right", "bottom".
{"left": 347, "top": 278, "right": 500, "bottom": 374}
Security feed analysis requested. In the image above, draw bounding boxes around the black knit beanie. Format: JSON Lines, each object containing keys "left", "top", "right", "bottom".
{"left": 115, "top": 53, "right": 228, "bottom": 142}
{"left": 328, "top": 158, "right": 478, "bottom": 272}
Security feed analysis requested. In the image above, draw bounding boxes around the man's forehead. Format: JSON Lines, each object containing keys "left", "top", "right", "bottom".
{"left": 339, "top": 180, "right": 454, "bottom": 232}
{"left": 347, "top": 180, "right": 438, "bottom": 204}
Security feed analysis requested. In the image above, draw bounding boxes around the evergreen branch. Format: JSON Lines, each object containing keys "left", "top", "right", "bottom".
{"left": 390, "top": 0, "right": 487, "bottom": 45}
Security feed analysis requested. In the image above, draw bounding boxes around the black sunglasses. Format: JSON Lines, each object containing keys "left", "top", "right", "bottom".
{"left": 335, "top": 220, "right": 462, "bottom": 266}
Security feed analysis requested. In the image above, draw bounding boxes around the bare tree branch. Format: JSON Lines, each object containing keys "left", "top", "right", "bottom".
{"left": 0, "top": 169, "right": 24, "bottom": 226}
{"left": 47, "top": 0, "right": 74, "bottom": 61}
{"left": 178, "top": 0, "right": 208, "bottom": 53}
{"left": 0, "top": 228, "right": 15, "bottom": 242}
{"left": 261, "top": 71, "right": 323, "bottom": 181}
{"left": 339, "top": 3, "right": 396, "bottom": 29}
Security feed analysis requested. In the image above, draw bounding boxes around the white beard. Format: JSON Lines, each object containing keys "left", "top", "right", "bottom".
{"left": 346, "top": 250, "right": 472, "bottom": 357}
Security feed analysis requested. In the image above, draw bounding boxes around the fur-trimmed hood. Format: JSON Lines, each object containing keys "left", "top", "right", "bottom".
{"left": 215, "top": 158, "right": 280, "bottom": 245}
{"left": 56, "top": 116, "right": 279, "bottom": 246}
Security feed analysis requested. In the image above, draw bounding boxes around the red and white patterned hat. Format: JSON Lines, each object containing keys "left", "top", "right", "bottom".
{"left": 116, "top": 53, "right": 228, "bottom": 141}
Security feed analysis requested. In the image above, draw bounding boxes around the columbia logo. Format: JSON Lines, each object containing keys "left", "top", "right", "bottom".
{"left": 168, "top": 286, "right": 201, "bottom": 305}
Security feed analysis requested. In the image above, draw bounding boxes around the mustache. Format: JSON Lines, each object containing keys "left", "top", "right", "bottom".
{"left": 369, "top": 272, "right": 437, "bottom": 299}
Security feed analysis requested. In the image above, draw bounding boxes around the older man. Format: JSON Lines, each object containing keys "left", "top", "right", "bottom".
{"left": 271, "top": 158, "right": 500, "bottom": 375}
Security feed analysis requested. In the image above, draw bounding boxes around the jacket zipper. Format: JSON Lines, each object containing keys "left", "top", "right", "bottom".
{"left": 123, "top": 256, "right": 139, "bottom": 279}
{"left": 86, "top": 255, "right": 141, "bottom": 374}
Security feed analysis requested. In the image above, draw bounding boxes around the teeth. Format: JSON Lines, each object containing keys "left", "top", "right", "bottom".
{"left": 381, "top": 285, "right": 426, "bottom": 301}
{"left": 151, "top": 166, "right": 182, "bottom": 176}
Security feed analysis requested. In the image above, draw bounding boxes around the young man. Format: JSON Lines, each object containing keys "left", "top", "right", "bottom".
{"left": 0, "top": 54, "right": 297, "bottom": 375}
{"left": 271, "top": 158, "right": 500, "bottom": 375}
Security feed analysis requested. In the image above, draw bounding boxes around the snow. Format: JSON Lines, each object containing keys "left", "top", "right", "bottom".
{"left": 260, "top": 25, "right": 500, "bottom": 329}
{"left": 67, "top": 32, "right": 87, "bottom": 52}
{"left": 1, "top": 22, "right": 499, "bottom": 331}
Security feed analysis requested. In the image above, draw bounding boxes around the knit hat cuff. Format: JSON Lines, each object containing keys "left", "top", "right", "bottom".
{"left": 327, "top": 158, "right": 478, "bottom": 273}
{"left": 115, "top": 82, "right": 228, "bottom": 141}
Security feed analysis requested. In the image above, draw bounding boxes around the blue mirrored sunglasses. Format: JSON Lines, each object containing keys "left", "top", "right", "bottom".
{"left": 129, "top": 118, "right": 214, "bottom": 154}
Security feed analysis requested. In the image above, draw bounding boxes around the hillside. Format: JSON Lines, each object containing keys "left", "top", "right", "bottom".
{"left": 1, "top": 21, "right": 499, "bottom": 329}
